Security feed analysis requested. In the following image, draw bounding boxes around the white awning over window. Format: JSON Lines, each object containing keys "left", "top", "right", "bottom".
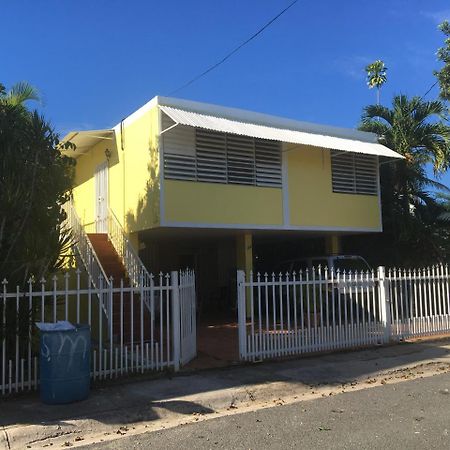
{"left": 160, "top": 105, "right": 403, "bottom": 159}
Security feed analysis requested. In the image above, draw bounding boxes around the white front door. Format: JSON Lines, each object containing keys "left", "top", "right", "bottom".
{"left": 95, "top": 161, "right": 108, "bottom": 233}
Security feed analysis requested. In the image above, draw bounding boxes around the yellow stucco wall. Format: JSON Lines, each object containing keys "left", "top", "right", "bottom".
{"left": 72, "top": 112, "right": 380, "bottom": 233}
{"left": 121, "top": 107, "right": 160, "bottom": 233}
{"left": 287, "top": 144, "right": 381, "bottom": 230}
{"left": 164, "top": 180, "right": 283, "bottom": 226}
{"left": 71, "top": 106, "right": 160, "bottom": 233}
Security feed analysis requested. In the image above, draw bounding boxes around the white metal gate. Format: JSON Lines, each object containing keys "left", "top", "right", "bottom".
{"left": 95, "top": 161, "right": 108, "bottom": 233}
{"left": 178, "top": 270, "right": 197, "bottom": 366}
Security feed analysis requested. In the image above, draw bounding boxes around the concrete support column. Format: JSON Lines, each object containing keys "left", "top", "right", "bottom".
{"left": 236, "top": 232, "right": 253, "bottom": 276}
{"left": 325, "top": 234, "right": 341, "bottom": 256}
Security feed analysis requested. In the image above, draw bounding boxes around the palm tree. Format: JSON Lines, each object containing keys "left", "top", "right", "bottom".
{"left": 0, "top": 81, "right": 40, "bottom": 106}
{"left": 436, "top": 192, "right": 450, "bottom": 222}
{"left": 365, "top": 60, "right": 388, "bottom": 105}
{"left": 435, "top": 21, "right": 450, "bottom": 101}
{"left": 361, "top": 95, "right": 450, "bottom": 174}
{"left": 358, "top": 95, "right": 450, "bottom": 264}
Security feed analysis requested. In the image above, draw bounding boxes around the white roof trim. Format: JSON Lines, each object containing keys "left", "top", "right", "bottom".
{"left": 61, "top": 129, "right": 114, "bottom": 158}
{"left": 159, "top": 105, "right": 403, "bottom": 159}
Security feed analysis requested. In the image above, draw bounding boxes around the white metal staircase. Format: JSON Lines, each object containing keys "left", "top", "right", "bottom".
{"left": 64, "top": 201, "right": 153, "bottom": 312}
{"left": 63, "top": 202, "right": 111, "bottom": 317}
{"left": 107, "top": 208, "right": 153, "bottom": 309}
{"left": 64, "top": 202, "right": 197, "bottom": 368}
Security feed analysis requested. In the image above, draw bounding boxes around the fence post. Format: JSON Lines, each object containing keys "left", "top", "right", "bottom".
{"left": 378, "top": 266, "right": 392, "bottom": 343}
{"left": 171, "top": 271, "right": 181, "bottom": 372}
{"left": 108, "top": 276, "right": 114, "bottom": 379}
{"left": 237, "top": 270, "right": 247, "bottom": 360}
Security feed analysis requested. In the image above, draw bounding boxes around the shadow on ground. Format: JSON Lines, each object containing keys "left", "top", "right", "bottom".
{"left": 1, "top": 338, "right": 449, "bottom": 429}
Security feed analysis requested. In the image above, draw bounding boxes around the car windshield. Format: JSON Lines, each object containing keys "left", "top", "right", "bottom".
{"left": 309, "top": 259, "right": 329, "bottom": 270}
{"left": 333, "top": 257, "right": 369, "bottom": 272}
{"left": 284, "top": 260, "right": 309, "bottom": 273}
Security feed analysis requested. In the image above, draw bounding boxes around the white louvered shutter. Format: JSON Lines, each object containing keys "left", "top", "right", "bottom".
{"left": 354, "top": 154, "right": 378, "bottom": 195}
{"left": 162, "top": 113, "right": 282, "bottom": 187}
{"left": 255, "top": 139, "right": 281, "bottom": 187}
{"left": 226, "top": 134, "right": 255, "bottom": 185}
{"left": 163, "top": 114, "right": 196, "bottom": 180}
{"left": 195, "top": 129, "right": 227, "bottom": 183}
{"left": 331, "top": 151, "right": 378, "bottom": 195}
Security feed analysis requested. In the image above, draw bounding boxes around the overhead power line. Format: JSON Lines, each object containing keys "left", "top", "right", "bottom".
{"left": 168, "top": 0, "right": 299, "bottom": 95}
{"left": 421, "top": 80, "right": 439, "bottom": 100}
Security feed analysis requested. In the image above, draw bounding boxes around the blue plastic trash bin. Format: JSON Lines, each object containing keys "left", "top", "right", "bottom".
{"left": 36, "top": 321, "right": 91, "bottom": 404}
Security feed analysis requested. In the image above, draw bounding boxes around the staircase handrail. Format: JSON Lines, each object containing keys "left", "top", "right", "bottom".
{"left": 63, "top": 201, "right": 111, "bottom": 290}
{"left": 107, "top": 208, "right": 152, "bottom": 291}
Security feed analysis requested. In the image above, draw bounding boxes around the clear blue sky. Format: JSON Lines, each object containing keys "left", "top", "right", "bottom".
{"left": 2, "top": 1, "right": 449, "bottom": 179}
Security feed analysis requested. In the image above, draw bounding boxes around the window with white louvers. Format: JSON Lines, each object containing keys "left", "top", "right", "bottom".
{"left": 162, "top": 116, "right": 197, "bottom": 181}
{"left": 226, "top": 134, "right": 255, "bottom": 185}
{"left": 255, "top": 138, "right": 282, "bottom": 187}
{"left": 163, "top": 125, "right": 282, "bottom": 187}
{"left": 331, "top": 151, "right": 378, "bottom": 195}
{"left": 195, "top": 129, "right": 227, "bottom": 183}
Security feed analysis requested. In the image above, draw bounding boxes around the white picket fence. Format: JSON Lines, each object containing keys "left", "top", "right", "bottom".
{"left": 388, "top": 265, "right": 450, "bottom": 339}
{"left": 3, "top": 263, "right": 450, "bottom": 395}
{"left": 0, "top": 269, "right": 195, "bottom": 396}
{"left": 237, "top": 265, "right": 450, "bottom": 361}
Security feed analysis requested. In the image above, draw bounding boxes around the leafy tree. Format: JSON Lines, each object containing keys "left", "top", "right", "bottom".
{"left": 435, "top": 21, "right": 450, "bottom": 102}
{"left": 365, "top": 60, "right": 388, "bottom": 105}
{"left": 0, "top": 82, "right": 75, "bottom": 356}
{"left": 0, "top": 83, "right": 75, "bottom": 286}
{"left": 347, "top": 95, "right": 450, "bottom": 266}
{"left": 0, "top": 111, "right": 75, "bottom": 285}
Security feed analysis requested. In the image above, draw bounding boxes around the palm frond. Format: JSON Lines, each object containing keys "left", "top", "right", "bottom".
{"left": 361, "top": 104, "right": 393, "bottom": 124}
{"left": 438, "top": 211, "right": 450, "bottom": 222}
{"left": 4, "top": 81, "right": 40, "bottom": 106}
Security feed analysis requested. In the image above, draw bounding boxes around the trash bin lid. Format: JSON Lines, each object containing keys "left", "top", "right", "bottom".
{"left": 35, "top": 321, "right": 76, "bottom": 332}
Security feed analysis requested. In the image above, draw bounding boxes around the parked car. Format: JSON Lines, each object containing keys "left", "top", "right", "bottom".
{"left": 279, "top": 255, "right": 371, "bottom": 274}
{"left": 276, "top": 255, "right": 375, "bottom": 325}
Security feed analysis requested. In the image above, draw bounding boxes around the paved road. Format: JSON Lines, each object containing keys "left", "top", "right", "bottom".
{"left": 89, "top": 372, "right": 450, "bottom": 450}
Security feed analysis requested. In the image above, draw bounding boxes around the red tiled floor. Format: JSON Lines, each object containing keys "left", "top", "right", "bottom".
{"left": 184, "top": 321, "right": 240, "bottom": 370}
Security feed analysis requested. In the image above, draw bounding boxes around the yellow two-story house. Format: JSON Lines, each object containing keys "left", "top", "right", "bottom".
{"left": 64, "top": 96, "right": 401, "bottom": 320}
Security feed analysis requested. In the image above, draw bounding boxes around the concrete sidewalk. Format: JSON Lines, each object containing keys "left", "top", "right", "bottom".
{"left": 2, "top": 338, "right": 450, "bottom": 449}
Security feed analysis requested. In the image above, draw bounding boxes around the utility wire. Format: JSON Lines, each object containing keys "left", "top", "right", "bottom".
{"left": 421, "top": 80, "right": 439, "bottom": 100}
{"left": 168, "top": 0, "right": 299, "bottom": 95}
